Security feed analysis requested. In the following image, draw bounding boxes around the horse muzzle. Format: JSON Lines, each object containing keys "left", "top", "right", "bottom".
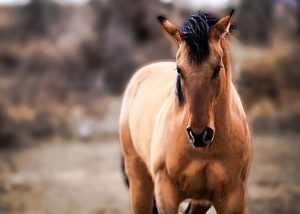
{"left": 186, "top": 127, "right": 214, "bottom": 148}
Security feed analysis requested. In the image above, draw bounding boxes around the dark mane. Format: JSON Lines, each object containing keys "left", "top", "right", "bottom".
{"left": 180, "top": 12, "right": 220, "bottom": 63}
{"left": 176, "top": 74, "right": 184, "bottom": 105}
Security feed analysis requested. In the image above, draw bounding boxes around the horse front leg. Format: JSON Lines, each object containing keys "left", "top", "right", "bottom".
{"left": 125, "top": 155, "right": 154, "bottom": 214}
{"left": 154, "top": 168, "right": 182, "bottom": 214}
{"left": 213, "top": 182, "right": 246, "bottom": 214}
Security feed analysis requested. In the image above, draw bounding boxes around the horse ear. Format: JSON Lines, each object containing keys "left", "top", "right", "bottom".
{"left": 212, "top": 9, "right": 235, "bottom": 39}
{"left": 157, "top": 16, "right": 181, "bottom": 43}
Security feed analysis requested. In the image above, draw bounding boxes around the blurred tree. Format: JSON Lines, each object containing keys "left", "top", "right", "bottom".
{"left": 89, "top": 0, "right": 176, "bottom": 93}
{"left": 237, "top": 0, "right": 275, "bottom": 45}
{"left": 19, "top": 0, "right": 62, "bottom": 38}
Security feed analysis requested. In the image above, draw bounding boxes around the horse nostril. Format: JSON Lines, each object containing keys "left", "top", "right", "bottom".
{"left": 186, "top": 127, "right": 195, "bottom": 143}
{"left": 202, "top": 127, "right": 214, "bottom": 143}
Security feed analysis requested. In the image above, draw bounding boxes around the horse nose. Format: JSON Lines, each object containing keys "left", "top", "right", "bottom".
{"left": 186, "top": 127, "right": 214, "bottom": 147}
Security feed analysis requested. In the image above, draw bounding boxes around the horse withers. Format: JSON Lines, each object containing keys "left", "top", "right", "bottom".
{"left": 119, "top": 10, "right": 251, "bottom": 214}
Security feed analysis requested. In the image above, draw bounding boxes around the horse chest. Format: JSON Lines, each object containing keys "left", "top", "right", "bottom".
{"left": 168, "top": 156, "right": 233, "bottom": 199}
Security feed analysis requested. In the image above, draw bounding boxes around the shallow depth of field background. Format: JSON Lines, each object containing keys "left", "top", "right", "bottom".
{"left": 0, "top": 0, "right": 299, "bottom": 213}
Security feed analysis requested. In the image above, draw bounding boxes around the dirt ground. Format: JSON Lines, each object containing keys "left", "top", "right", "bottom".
{"left": 0, "top": 134, "right": 299, "bottom": 214}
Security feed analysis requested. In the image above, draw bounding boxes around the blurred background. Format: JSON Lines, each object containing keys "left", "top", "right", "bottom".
{"left": 0, "top": 0, "right": 299, "bottom": 213}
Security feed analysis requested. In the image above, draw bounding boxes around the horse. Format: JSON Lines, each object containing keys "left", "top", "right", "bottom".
{"left": 119, "top": 10, "right": 251, "bottom": 214}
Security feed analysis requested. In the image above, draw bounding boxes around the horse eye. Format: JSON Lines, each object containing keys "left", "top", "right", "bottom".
{"left": 212, "top": 65, "right": 222, "bottom": 79}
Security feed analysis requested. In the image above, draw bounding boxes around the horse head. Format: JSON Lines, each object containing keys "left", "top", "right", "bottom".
{"left": 158, "top": 10, "right": 235, "bottom": 148}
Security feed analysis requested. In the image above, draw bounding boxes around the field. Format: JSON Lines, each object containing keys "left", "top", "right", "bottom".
{"left": 0, "top": 134, "right": 299, "bottom": 214}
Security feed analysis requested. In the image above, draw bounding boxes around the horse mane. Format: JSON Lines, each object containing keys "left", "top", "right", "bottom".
{"left": 176, "top": 74, "right": 185, "bottom": 105}
{"left": 180, "top": 11, "right": 234, "bottom": 63}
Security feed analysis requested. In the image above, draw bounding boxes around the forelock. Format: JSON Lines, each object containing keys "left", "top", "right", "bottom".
{"left": 180, "top": 12, "right": 220, "bottom": 63}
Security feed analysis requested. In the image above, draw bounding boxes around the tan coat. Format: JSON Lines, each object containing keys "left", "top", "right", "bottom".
{"left": 119, "top": 11, "right": 251, "bottom": 214}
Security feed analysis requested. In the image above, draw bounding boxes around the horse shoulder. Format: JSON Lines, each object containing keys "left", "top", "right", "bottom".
{"left": 121, "top": 62, "right": 177, "bottom": 169}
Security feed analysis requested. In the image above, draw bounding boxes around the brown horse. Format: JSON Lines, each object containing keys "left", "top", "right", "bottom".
{"left": 119, "top": 10, "right": 251, "bottom": 214}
